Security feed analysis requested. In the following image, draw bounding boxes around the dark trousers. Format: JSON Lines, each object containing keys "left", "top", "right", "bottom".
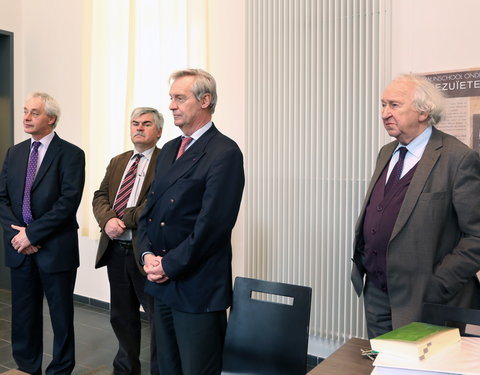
{"left": 106, "top": 241, "right": 159, "bottom": 375}
{"left": 11, "top": 256, "right": 76, "bottom": 375}
{"left": 363, "top": 278, "right": 393, "bottom": 338}
{"left": 153, "top": 300, "right": 227, "bottom": 375}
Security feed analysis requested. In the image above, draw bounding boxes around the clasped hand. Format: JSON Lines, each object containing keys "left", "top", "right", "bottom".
{"left": 11, "top": 224, "right": 41, "bottom": 254}
{"left": 104, "top": 218, "right": 126, "bottom": 239}
{"left": 143, "top": 253, "right": 169, "bottom": 284}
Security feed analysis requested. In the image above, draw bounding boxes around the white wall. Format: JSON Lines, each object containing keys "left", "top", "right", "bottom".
{"left": 390, "top": 0, "right": 480, "bottom": 76}
{"left": 1, "top": 0, "right": 479, "bottom": 305}
{"left": 0, "top": 0, "right": 84, "bottom": 146}
{"left": 208, "top": 0, "right": 247, "bottom": 280}
{"left": 0, "top": 0, "right": 110, "bottom": 301}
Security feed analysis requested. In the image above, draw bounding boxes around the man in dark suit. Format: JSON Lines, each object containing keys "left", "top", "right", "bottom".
{"left": 137, "top": 69, "right": 245, "bottom": 375}
{"left": 0, "top": 92, "right": 85, "bottom": 374}
{"left": 92, "top": 107, "right": 163, "bottom": 375}
{"left": 351, "top": 74, "right": 480, "bottom": 338}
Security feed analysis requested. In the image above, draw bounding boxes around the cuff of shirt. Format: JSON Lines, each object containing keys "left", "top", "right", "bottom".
{"left": 141, "top": 251, "right": 154, "bottom": 265}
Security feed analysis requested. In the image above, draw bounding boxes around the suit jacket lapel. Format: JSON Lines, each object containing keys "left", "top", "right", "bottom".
{"left": 367, "top": 143, "right": 397, "bottom": 201}
{"left": 31, "top": 133, "right": 60, "bottom": 191}
{"left": 152, "top": 125, "right": 218, "bottom": 200}
{"left": 109, "top": 151, "right": 133, "bottom": 203}
{"left": 19, "top": 140, "right": 31, "bottom": 171}
{"left": 390, "top": 127, "right": 442, "bottom": 240}
{"left": 138, "top": 147, "right": 160, "bottom": 199}
{"left": 355, "top": 141, "right": 397, "bottom": 237}
{"left": 14, "top": 140, "right": 31, "bottom": 194}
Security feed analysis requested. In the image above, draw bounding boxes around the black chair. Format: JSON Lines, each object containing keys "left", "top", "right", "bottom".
{"left": 221, "top": 276, "right": 312, "bottom": 375}
{"left": 422, "top": 303, "right": 480, "bottom": 337}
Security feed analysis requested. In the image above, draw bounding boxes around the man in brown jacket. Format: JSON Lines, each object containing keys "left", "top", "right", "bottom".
{"left": 93, "top": 107, "right": 162, "bottom": 375}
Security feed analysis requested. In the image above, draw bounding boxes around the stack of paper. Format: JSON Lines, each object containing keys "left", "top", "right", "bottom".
{"left": 371, "top": 337, "right": 480, "bottom": 374}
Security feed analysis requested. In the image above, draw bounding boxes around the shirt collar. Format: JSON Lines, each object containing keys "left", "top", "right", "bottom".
{"left": 394, "top": 126, "right": 432, "bottom": 158}
{"left": 186, "top": 121, "right": 213, "bottom": 141}
{"left": 31, "top": 131, "right": 55, "bottom": 149}
{"left": 133, "top": 145, "right": 155, "bottom": 159}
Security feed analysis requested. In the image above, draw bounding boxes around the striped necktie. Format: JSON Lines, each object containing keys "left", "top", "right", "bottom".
{"left": 113, "top": 154, "right": 143, "bottom": 218}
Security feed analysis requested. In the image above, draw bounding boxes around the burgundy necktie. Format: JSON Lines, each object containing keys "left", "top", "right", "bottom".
{"left": 113, "top": 154, "right": 142, "bottom": 218}
{"left": 385, "top": 147, "right": 408, "bottom": 194}
{"left": 22, "top": 141, "right": 41, "bottom": 224}
{"left": 176, "top": 136, "right": 193, "bottom": 160}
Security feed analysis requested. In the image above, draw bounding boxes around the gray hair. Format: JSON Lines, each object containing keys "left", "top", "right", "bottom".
{"left": 27, "top": 92, "right": 61, "bottom": 128}
{"left": 130, "top": 107, "right": 164, "bottom": 131}
{"left": 394, "top": 74, "right": 445, "bottom": 126}
{"left": 169, "top": 69, "right": 217, "bottom": 114}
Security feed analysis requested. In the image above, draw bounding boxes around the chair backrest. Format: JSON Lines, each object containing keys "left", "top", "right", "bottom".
{"left": 422, "top": 303, "right": 480, "bottom": 337}
{"left": 222, "top": 277, "right": 312, "bottom": 375}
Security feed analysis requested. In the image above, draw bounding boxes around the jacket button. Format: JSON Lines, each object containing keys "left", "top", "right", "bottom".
{"left": 160, "top": 222, "right": 166, "bottom": 227}
{"left": 161, "top": 249, "right": 166, "bottom": 253}
{"left": 170, "top": 199, "right": 175, "bottom": 203}
{"left": 148, "top": 218, "right": 152, "bottom": 222}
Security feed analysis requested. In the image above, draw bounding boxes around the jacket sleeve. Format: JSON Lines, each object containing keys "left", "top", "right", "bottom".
{"left": 0, "top": 147, "right": 24, "bottom": 240}
{"left": 122, "top": 198, "right": 147, "bottom": 228}
{"left": 92, "top": 158, "right": 118, "bottom": 230}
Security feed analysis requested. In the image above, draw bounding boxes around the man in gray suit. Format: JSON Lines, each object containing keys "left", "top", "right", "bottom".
{"left": 351, "top": 74, "right": 480, "bottom": 338}
{"left": 92, "top": 107, "right": 162, "bottom": 375}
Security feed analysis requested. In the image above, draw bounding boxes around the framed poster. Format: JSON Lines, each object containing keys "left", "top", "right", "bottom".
{"left": 423, "top": 68, "right": 480, "bottom": 153}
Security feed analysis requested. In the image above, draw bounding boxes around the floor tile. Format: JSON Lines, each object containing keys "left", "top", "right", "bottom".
{"left": 0, "top": 289, "right": 153, "bottom": 375}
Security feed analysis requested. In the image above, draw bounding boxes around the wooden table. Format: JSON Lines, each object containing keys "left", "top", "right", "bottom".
{"left": 308, "top": 337, "right": 374, "bottom": 375}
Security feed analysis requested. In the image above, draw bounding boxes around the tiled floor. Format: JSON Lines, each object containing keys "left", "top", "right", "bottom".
{"left": 0, "top": 289, "right": 153, "bottom": 375}
{"left": 0, "top": 288, "right": 321, "bottom": 374}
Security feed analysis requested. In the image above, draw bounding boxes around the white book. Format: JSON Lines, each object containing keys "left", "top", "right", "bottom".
{"left": 371, "top": 367, "right": 452, "bottom": 374}
{"left": 372, "top": 337, "right": 480, "bottom": 375}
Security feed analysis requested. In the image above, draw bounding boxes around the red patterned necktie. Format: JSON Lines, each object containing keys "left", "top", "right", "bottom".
{"left": 22, "top": 141, "right": 41, "bottom": 224}
{"left": 113, "top": 154, "right": 142, "bottom": 218}
{"left": 176, "top": 136, "right": 193, "bottom": 160}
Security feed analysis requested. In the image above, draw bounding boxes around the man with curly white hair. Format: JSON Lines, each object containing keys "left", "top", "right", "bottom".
{"left": 351, "top": 74, "right": 480, "bottom": 338}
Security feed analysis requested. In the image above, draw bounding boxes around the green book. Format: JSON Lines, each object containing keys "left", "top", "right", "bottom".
{"left": 370, "top": 322, "right": 461, "bottom": 361}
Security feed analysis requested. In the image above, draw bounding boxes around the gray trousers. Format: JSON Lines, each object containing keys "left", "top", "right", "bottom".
{"left": 363, "top": 278, "right": 393, "bottom": 339}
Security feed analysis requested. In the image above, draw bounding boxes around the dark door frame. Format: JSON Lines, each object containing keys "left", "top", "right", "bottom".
{"left": 0, "top": 29, "right": 14, "bottom": 290}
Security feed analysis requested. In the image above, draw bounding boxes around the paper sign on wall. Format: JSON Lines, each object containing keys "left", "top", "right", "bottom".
{"left": 422, "top": 68, "right": 480, "bottom": 153}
